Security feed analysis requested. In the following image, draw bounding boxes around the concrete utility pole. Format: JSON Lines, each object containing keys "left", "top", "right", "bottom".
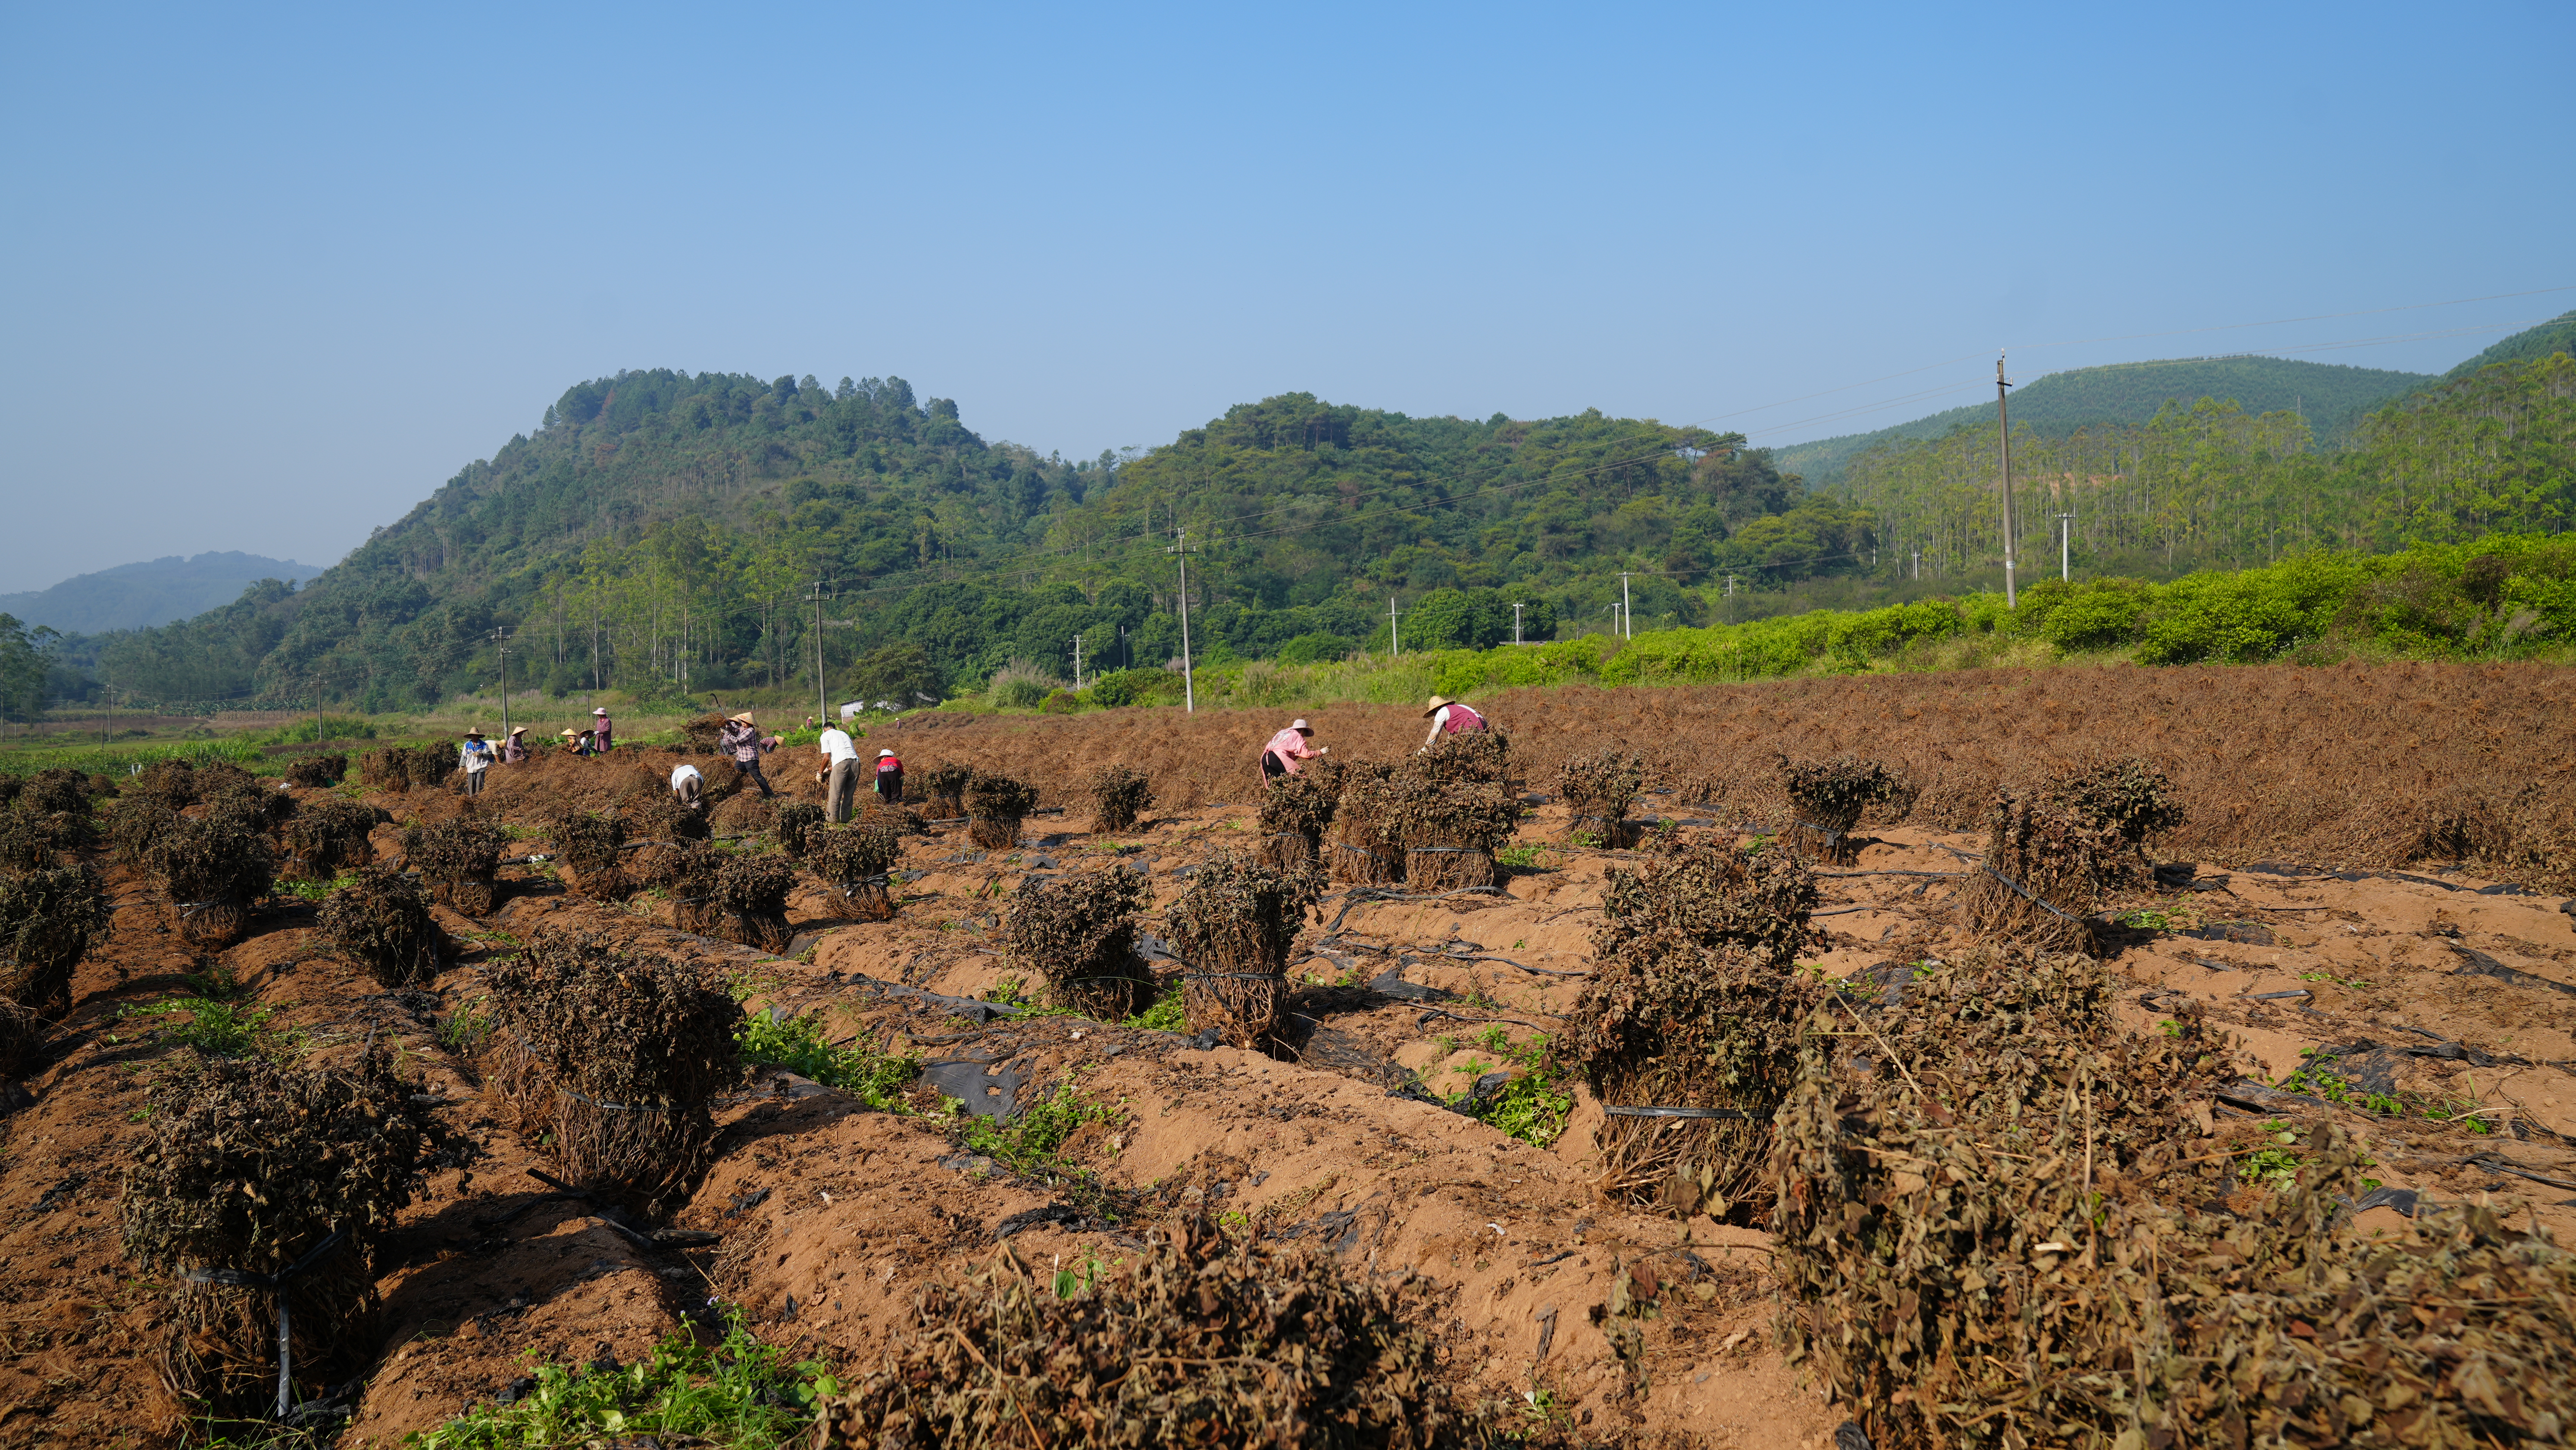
{"left": 1170, "top": 531, "right": 1195, "bottom": 713}
{"left": 2056, "top": 512, "right": 2075, "bottom": 582}
{"left": 1389, "top": 597, "right": 1400, "bottom": 658}
{"left": 1997, "top": 353, "right": 2018, "bottom": 608}
{"left": 1070, "top": 633, "right": 1083, "bottom": 690}
{"left": 490, "top": 627, "right": 512, "bottom": 744}
{"left": 1511, "top": 602, "right": 1524, "bottom": 645}
{"left": 311, "top": 674, "right": 323, "bottom": 750}
{"left": 808, "top": 582, "right": 828, "bottom": 726}
{"left": 1912, "top": 548, "right": 1921, "bottom": 581}
{"left": 1618, "top": 572, "right": 1634, "bottom": 639}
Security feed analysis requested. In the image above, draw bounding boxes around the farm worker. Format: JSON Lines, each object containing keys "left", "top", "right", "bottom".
{"left": 1419, "top": 695, "right": 1489, "bottom": 749}
{"left": 670, "top": 761, "right": 704, "bottom": 810}
{"left": 718, "top": 711, "right": 783, "bottom": 799}
{"left": 819, "top": 718, "right": 861, "bottom": 822}
{"left": 557, "top": 727, "right": 586, "bottom": 757}
{"left": 1260, "top": 718, "right": 1327, "bottom": 786}
{"left": 501, "top": 726, "right": 530, "bottom": 764}
{"left": 874, "top": 748, "right": 904, "bottom": 807}
{"left": 590, "top": 706, "right": 614, "bottom": 755}
{"left": 459, "top": 729, "right": 495, "bottom": 796}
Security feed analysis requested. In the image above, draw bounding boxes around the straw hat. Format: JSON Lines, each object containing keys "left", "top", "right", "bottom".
{"left": 1289, "top": 718, "right": 1312, "bottom": 733}
{"left": 1421, "top": 696, "right": 1455, "bottom": 717}
{"left": 879, "top": 749, "right": 896, "bottom": 758}
{"left": 464, "top": 728, "right": 486, "bottom": 739}
{"left": 508, "top": 725, "right": 526, "bottom": 736}
{"left": 729, "top": 711, "right": 755, "bottom": 724}
{"left": 559, "top": 728, "right": 580, "bottom": 739}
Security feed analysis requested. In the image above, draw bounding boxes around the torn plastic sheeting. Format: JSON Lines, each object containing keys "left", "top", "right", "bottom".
{"left": 922, "top": 1058, "right": 1028, "bottom": 1122}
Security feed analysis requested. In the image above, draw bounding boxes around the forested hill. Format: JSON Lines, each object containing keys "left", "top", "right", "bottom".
{"left": 71, "top": 375, "right": 1857, "bottom": 711}
{"left": 2446, "top": 310, "right": 2576, "bottom": 378}
{"left": 1775, "top": 355, "right": 2430, "bottom": 486}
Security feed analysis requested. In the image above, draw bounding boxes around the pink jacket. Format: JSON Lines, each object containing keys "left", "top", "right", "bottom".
{"left": 1263, "top": 727, "right": 1320, "bottom": 773}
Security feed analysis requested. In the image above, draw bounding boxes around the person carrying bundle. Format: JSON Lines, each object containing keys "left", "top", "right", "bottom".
{"left": 718, "top": 711, "right": 783, "bottom": 798}
{"left": 1259, "top": 718, "right": 1327, "bottom": 786}
{"left": 874, "top": 748, "right": 904, "bottom": 806}
{"left": 1419, "top": 694, "right": 1488, "bottom": 749}
{"left": 819, "top": 717, "right": 861, "bottom": 822}
{"left": 459, "top": 728, "right": 495, "bottom": 796}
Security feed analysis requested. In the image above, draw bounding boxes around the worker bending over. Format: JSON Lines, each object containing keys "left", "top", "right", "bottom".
{"left": 874, "top": 748, "right": 904, "bottom": 806}
{"left": 819, "top": 717, "right": 861, "bottom": 822}
{"left": 670, "top": 761, "right": 704, "bottom": 810}
{"left": 1420, "top": 694, "right": 1489, "bottom": 749}
{"left": 1260, "top": 718, "right": 1326, "bottom": 786}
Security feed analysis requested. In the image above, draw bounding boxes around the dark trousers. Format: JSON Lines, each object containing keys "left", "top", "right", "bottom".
{"left": 876, "top": 768, "right": 903, "bottom": 806}
{"left": 737, "top": 756, "right": 774, "bottom": 798}
{"left": 1260, "top": 750, "right": 1285, "bottom": 783}
{"left": 463, "top": 769, "right": 486, "bottom": 796}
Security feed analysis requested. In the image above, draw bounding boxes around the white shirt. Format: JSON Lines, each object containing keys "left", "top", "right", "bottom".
{"left": 819, "top": 727, "right": 858, "bottom": 764}
{"left": 461, "top": 740, "right": 493, "bottom": 773}
{"left": 670, "top": 764, "right": 701, "bottom": 788}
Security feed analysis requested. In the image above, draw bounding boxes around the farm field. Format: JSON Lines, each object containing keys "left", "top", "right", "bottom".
{"left": 0, "top": 660, "right": 2571, "bottom": 1447}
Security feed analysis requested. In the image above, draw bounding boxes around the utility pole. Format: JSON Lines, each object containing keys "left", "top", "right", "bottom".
{"left": 1070, "top": 633, "right": 1083, "bottom": 690}
{"left": 1912, "top": 548, "right": 1920, "bottom": 581}
{"left": 1389, "top": 597, "right": 1400, "bottom": 658}
{"left": 490, "top": 626, "right": 512, "bottom": 744}
{"left": 808, "top": 581, "right": 828, "bottom": 726}
{"left": 2056, "top": 512, "right": 2075, "bottom": 582}
{"left": 1618, "top": 572, "right": 1634, "bottom": 639}
{"left": 1997, "top": 353, "right": 2018, "bottom": 608}
{"left": 1170, "top": 531, "right": 1194, "bottom": 713}
{"left": 1511, "top": 602, "right": 1523, "bottom": 645}
{"left": 312, "top": 674, "right": 323, "bottom": 750}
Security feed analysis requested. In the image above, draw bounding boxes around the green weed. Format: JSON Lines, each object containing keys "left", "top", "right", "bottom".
{"left": 734, "top": 1008, "right": 919, "bottom": 1112}
{"left": 1443, "top": 1029, "right": 1574, "bottom": 1149}
{"left": 1121, "top": 982, "right": 1186, "bottom": 1033}
{"left": 437, "top": 999, "right": 494, "bottom": 1057}
{"left": 2117, "top": 908, "right": 2171, "bottom": 931}
{"left": 413, "top": 1308, "right": 834, "bottom": 1450}
{"left": 1496, "top": 844, "right": 1544, "bottom": 869}
{"left": 126, "top": 997, "right": 294, "bottom": 1059}
{"left": 953, "top": 1072, "right": 1115, "bottom": 1179}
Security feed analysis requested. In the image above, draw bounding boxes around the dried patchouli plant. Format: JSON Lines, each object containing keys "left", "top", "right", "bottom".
{"left": 1003, "top": 864, "right": 1153, "bottom": 1019}
{"left": 964, "top": 771, "right": 1041, "bottom": 850}
{"left": 922, "top": 761, "right": 975, "bottom": 819}
{"left": 810, "top": 822, "right": 905, "bottom": 921}
{"left": 1781, "top": 755, "right": 1907, "bottom": 863}
{"left": 1256, "top": 761, "right": 1338, "bottom": 869}
{"left": 318, "top": 867, "right": 443, "bottom": 988}
{"left": 1086, "top": 764, "right": 1155, "bottom": 834}
{"left": 0, "top": 863, "right": 113, "bottom": 1018}
{"left": 1559, "top": 750, "right": 1647, "bottom": 846}
{"left": 812, "top": 1222, "right": 1492, "bottom": 1450}
{"left": 1165, "top": 850, "right": 1323, "bottom": 1048}
{"left": 402, "top": 817, "right": 508, "bottom": 917}
{"left": 549, "top": 810, "right": 629, "bottom": 899}
{"left": 153, "top": 804, "right": 276, "bottom": 949}
{"left": 671, "top": 846, "right": 796, "bottom": 953}
{"left": 482, "top": 928, "right": 744, "bottom": 1209}
{"left": 121, "top": 1046, "right": 444, "bottom": 1418}
{"left": 1958, "top": 789, "right": 2126, "bottom": 955}
{"left": 285, "top": 800, "right": 388, "bottom": 879}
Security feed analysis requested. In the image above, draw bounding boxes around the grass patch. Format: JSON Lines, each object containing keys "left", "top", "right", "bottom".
{"left": 1445, "top": 1026, "right": 1575, "bottom": 1148}
{"left": 414, "top": 1309, "right": 835, "bottom": 1450}
{"left": 953, "top": 1072, "right": 1115, "bottom": 1178}
{"left": 125, "top": 996, "right": 296, "bottom": 1058}
{"left": 735, "top": 1007, "right": 919, "bottom": 1111}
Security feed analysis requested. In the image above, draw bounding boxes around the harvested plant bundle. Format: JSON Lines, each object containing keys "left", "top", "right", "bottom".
{"left": 708, "top": 788, "right": 776, "bottom": 838}
{"left": 1326, "top": 761, "right": 1404, "bottom": 885}
{"left": 22, "top": 767, "right": 96, "bottom": 817}
{"left": 1415, "top": 726, "right": 1511, "bottom": 787}
{"left": 1592, "top": 833, "right": 1820, "bottom": 968}
{"left": 1558, "top": 750, "right": 1647, "bottom": 846}
{"left": 1164, "top": 850, "right": 1323, "bottom": 1048}
{"left": 1085, "top": 764, "right": 1155, "bottom": 833}
{"left": 550, "top": 810, "right": 629, "bottom": 899}
{"left": 773, "top": 801, "right": 824, "bottom": 858}
{"left": 409, "top": 742, "right": 455, "bottom": 790}
{"left": 121, "top": 1047, "right": 434, "bottom": 1418}
{"left": 1781, "top": 755, "right": 1905, "bottom": 863}
{"left": 809, "top": 822, "right": 904, "bottom": 920}
{"left": 964, "top": 771, "right": 1040, "bottom": 850}
{"left": 0, "top": 864, "right": 112, "bottom": 1017}
{"left": 671, "top": 847, "right": 796, "bottom": 952}
{"left": 283, "top": 800, "right": 388, "bottom": 879}
{"left": 135, "top": 758, "right": 201, "bottom": 810}
{"left": 0, "top": 997, "right": 41, "bottom": 1079}
{"left": 679, "top": 713, "right": 730, "bottom": 751}
{"left": 1256, "top": 766, "right": 1337, "bottom": 869}
{"left": 107, "top": 793, "right": 179, "bottom": 868}
{"left": 812, "top": 1227, "right": 1485, "bottom": 1450}
{"left": 1382, "top": 775, "right": 1520, "bottom": 891}
{"left": 1958, "top": 790, "right": 2123, "bottom": 954}
{"left": 626, "top": 792, "right": 711, "bottom": 845}
{"left": 317, "top": 867, "right": 443, "bottom": 988}
{"left": 151, "top": 806, "right": 276, "bottom": 949}
{"left": 0, "top": 808, "right": 42, "bottom": 873}
{"left": 1003, "top": 865, "right": 1153, "bottom": 1018}
{"left": 2049, "top": 755, "right": 2187, "bottom": 848}
{"left": 1761, "top": 950, "right": 2576, "bottom": 1450}
{"left": 401, "top": 817, "right": 508, "bottom": 917}
{"left": 282, "top": 752, "right": 348, "bottom": 789}
{"left": 922, "top": 761, "right": 974, "bottom": 818}
{"left": 482, "top": 929, "right": 745, "bottom": 1206}
{"left": 1563, "top": 836, "right": 1823, "bottom": 1217}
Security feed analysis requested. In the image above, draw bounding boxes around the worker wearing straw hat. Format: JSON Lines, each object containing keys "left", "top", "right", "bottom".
{"left": 557, "top": 726, "right": 590, "bottom": 758}
{"left": 1259, "top": 718, "right": 1326, "bottom": 787}
{"left": 874, "top": 748, "right": 904, "bottom": 808}
{"left": 459, "top": 728, "right": 495, "bottom": 796}
{"left": 1418, "top": 695, "right": 1489, "bottom": 749}
{"left": 501, "top": 725, "right": 530, "bottom": 764}
{"left": 717, "top": 711, "right": 783, "bottom": 799}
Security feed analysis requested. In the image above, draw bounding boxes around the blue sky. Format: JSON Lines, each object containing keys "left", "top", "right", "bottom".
{"left": 1, "top": 0, "right": 2568, "bottom": 593}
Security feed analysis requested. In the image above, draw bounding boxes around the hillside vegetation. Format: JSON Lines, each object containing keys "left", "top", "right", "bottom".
{"left": 42, "top": 318, "right": 2576, "bottom": 717}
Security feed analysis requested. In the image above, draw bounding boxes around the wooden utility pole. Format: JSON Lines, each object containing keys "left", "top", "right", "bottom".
{"left": 1997, "top": 353, "right": 2018, "bottom": 608}
{"left": 807, "top": 581, "right": 828, "bottom": 726}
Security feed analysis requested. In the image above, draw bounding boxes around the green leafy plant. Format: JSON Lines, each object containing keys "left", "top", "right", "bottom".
{"left": 414, "top": 1308, "right": 836, "bottom": 1450}
{"left": 126, "top": 996, "right": 294, "bottom": 1059}
{"left": 952, "top": 1073, "right": 1113, "bottom": 1178}
{"left": 2117, "top": 908, "right": 2171, "bottom": 931}
{"left": 1496, "top": 843, "right": 1544, "bottom": 869}
{"left": 1121, "top": 982, "right": 1185, "bottom": 1033}
{"left": 735, "top": 1008, "right": 919, "bottom": 1112}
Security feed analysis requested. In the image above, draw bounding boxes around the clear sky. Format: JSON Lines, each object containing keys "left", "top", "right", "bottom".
{"left": 1, "top": 1, "right": 2569, "bottom": 593}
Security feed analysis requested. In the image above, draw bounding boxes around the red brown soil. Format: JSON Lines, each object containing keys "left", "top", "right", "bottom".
{"left": 3, "top": 661, "right": 2573, "bottom": 1449}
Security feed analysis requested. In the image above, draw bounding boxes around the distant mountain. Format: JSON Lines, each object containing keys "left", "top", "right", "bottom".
{"left": 2444, "top": 310, "right": 2576, "bottom": 378}
{"left": 0, "top": 552, "right": 329, "bottom": 636}
{"left": 1774, "top": 355, "right": 2432, "bottom": 486}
